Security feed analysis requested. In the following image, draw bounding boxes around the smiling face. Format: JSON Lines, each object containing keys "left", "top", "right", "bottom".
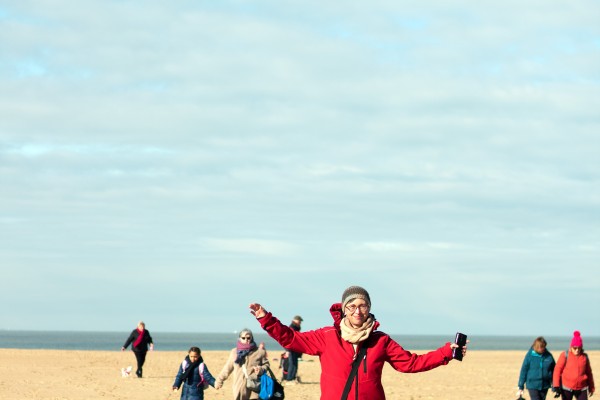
{"left": 344, "top": 298, "right": 370, "bottom": 328}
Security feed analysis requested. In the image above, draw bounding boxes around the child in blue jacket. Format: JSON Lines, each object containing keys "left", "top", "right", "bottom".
{"left": 172, "top": 346, "right": 217, "bottom": 400}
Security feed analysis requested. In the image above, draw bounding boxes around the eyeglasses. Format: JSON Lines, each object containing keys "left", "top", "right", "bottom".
{"left": 240, "top": 336, "right": 252, "bottom": 340}
{"left": 345, "top": 304, "right": 369, "bottom": 313}
{"left": 572, "top": 347, "right": 582, "bottom": 351}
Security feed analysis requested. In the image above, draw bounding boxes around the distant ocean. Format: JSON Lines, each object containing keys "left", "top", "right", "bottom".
{"left": 1, "top": 331, "right": 598, "bottom": 352}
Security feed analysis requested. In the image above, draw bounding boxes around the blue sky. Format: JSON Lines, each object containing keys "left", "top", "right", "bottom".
{"left": 1, "top": 1, "right": 598, "bottom": 338}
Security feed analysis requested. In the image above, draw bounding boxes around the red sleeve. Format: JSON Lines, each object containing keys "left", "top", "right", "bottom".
{"left": 386, "top": 339, "right": 453, "bottom": 373}
{"left": 586, "top": 355, "right": 595, "bottom": 393}
{"left": 258, "top": 312, "right": 327, "bottom": 356}
{"left": 553, "top": 352, "right": 566, "bottom": 388}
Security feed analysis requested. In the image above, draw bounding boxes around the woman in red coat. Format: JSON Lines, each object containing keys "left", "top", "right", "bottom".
{"left": 552, "top": 331, "right": 595, "bottom": 400}
{"left": 249, "top": 285, "right": 466, "bottom": 400}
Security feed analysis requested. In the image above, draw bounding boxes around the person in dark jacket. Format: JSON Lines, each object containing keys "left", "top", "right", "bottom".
{"left": 121, "top": 321, "right": 154, "bottom": 378}
{"left": 172, "top": 346, "right": 217, "bottom": 400}
{"left": 285, "top": 315, "right": 303, "bottom": 383}
{"left": 249, "top": 285, "right": 467, "bottom": 400}
{"left": 517, "top": 336, "right": 556, "bottom": 400}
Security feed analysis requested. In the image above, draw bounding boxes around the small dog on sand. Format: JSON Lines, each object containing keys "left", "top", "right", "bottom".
{"left": 121, "top": 366, "right": 133, "bottom": 377}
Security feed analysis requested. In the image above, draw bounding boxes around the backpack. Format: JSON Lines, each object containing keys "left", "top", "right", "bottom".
{"left": 198, "top": 362, "right": 209, "bottom": 389}
{"left": 259, "top": 367, "right": 285, "bottom": 400}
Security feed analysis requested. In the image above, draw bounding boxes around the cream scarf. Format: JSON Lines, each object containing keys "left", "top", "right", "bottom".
{"left": 340, "top": 315, "right": 375, "bottom": 344}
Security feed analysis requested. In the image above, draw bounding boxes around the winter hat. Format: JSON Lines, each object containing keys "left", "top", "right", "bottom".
{"left": 570, "top": 330, "right": 583, "bottom": 347}
{"left": 341, "top": 286, "right": 371, "bottom": 310}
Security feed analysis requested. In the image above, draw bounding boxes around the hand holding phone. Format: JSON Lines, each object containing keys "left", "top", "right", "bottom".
{"left": 452, "top": 332, "right": 467, "bottom": 361}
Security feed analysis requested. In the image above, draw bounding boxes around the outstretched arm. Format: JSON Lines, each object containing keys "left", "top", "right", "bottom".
{"left": 387, "top": 340, "right": 453, "bottom": 373}
{"left": 249, "top": 303, "right": 296, "bottom": 350}
{"left": 249, "top": 303, "right": 324, "bottom": 356}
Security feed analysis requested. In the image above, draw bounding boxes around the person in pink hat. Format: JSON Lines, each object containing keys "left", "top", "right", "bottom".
{"left": 552, "top": 330, "right": 595, "bottom": 399}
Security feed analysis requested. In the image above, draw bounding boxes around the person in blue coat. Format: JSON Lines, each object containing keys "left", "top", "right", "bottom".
{"left": 517, "top": 336, "right": 556, "bottom": 400}
{"left": 173, "top": 346, "right": 217, "bottom": 400}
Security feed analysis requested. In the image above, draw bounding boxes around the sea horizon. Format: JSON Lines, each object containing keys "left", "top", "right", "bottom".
{"left": 1, "top": 330, "right": 598, "bottom": 352}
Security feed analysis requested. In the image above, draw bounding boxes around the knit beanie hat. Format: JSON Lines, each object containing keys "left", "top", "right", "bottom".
{"left": 341, "top": 286, "right": 371, "bottom": 310}
{"left": 570, "top": 330, "right": 583, "bottom": 347}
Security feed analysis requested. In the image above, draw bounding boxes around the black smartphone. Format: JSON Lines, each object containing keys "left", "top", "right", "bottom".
{"left": 452, "top": 332, "right": 467, "bottom": 361}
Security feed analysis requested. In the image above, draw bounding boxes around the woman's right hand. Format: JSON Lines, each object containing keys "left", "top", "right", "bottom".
{"left": 249, "top": 303, "right": 266, "bottom": 318}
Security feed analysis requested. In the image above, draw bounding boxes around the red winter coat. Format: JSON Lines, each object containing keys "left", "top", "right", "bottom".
{"left": 258, "top": 303, "right": 453, "bottom": 400}
{"left": 553, "top": 350, "right": 595, "bottom": 394}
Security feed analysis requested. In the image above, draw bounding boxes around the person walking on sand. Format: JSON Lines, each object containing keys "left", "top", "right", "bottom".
{"left": 517, "top": 336, "right": 556, "bottom": 400}
{"left": 121, "top": 321, "right": 154, "bottom": 378}
{"left": 284, "top": 315, "right": 303, "bottom": 384}
{"left": 214, "top": 329, "right": 269, "bottom": 400}
{"left": 172, "top": 346, "right": 217, "bottom": 400}
{"left": 552, "top": 331, "right": 595, "bottom": 400}
{"left": 249, "top": 285, "right": 468, "bottom": 400}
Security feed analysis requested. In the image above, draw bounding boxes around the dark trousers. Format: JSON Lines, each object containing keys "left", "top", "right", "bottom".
{"left": 133, "top": 350, "right": 147, "bottom": 377}
{"left": 286, "top": 351, "right": 299, "bottom": 381}
{"left": 562, "top": 389, "right": 589, "bottom": 400}
{"left": 528, "top": 389, "right": 549, "bottom": 400}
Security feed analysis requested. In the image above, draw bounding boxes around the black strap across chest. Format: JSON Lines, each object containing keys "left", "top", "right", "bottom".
{"left": 341, "top": 345, "right": 367, "bottom": 400}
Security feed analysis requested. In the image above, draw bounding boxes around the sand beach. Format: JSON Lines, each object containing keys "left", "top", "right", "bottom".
{"left": 1, "top": 348, "right": 597, "bottom": 399}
